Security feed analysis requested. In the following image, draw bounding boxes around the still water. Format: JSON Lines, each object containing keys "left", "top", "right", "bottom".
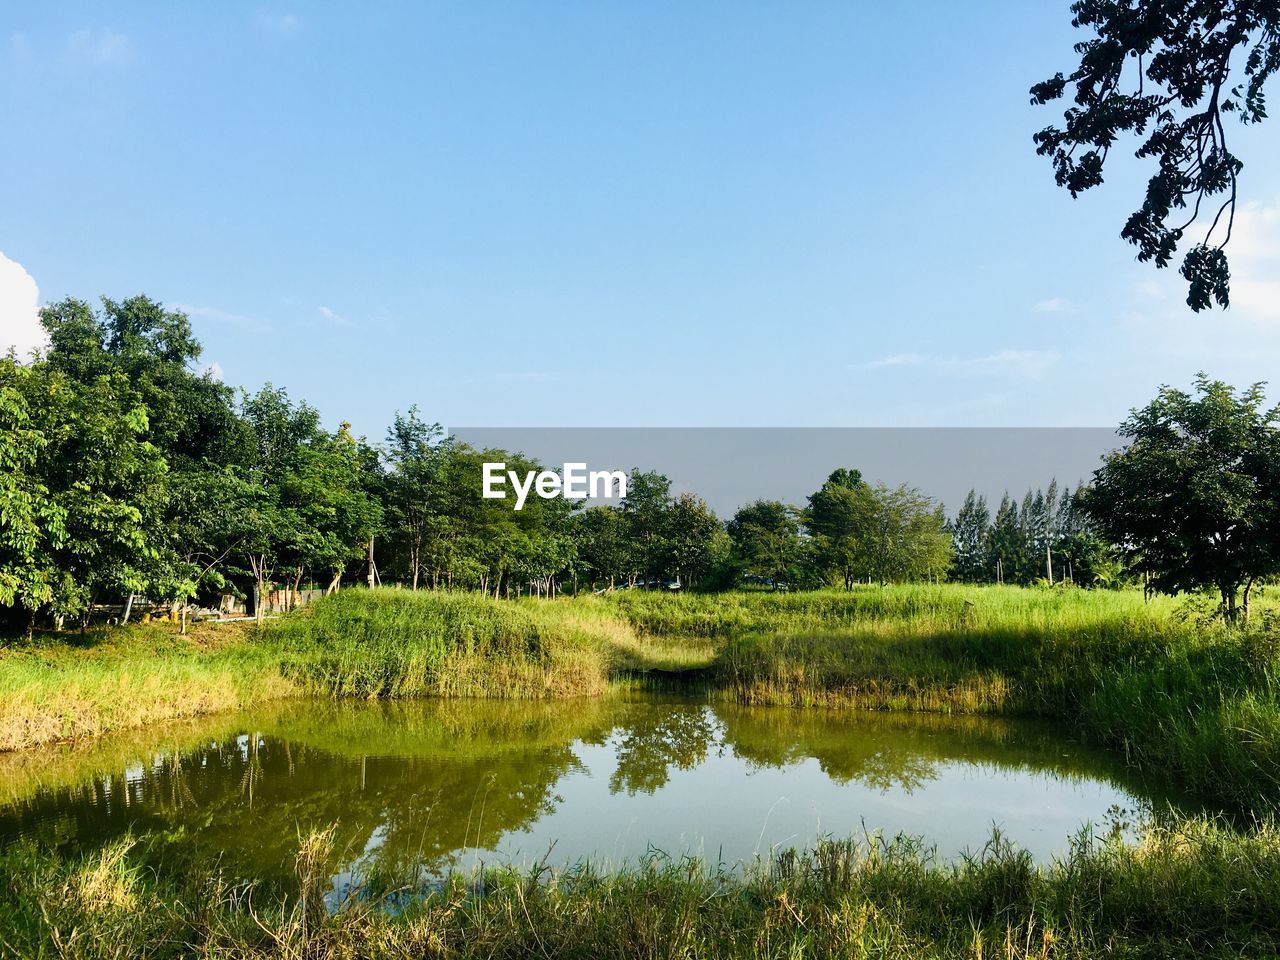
{"left": 0, "top": 697, "right": 1190, "bottom": 886}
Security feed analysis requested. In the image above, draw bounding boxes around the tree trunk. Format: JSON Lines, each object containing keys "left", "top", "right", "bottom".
{"left": 1221, "top": 584, "right": 1239, "bottom": 624}
{"left": 250, "top": 555, "right": 269, "bottom": 625}
{"left": 1243, "top": 577, "right": 1256, "bottom": 624}
{"left": 26, "top": 608, "right": 36, "bottom": 642}
{"left": 122, "top": 593, "right": 135, "bottom": 625}
{"left": 367, "top": 537, "right": 376, "bottom": 589}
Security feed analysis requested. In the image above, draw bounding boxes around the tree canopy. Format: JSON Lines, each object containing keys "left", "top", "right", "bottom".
{"left": 1082, "top": 374, "right": 1280, "bottom": 620}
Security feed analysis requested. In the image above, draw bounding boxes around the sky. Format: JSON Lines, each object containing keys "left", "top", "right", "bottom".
{"left": 2, "top": 2, "right": 1279, "bottom": 438}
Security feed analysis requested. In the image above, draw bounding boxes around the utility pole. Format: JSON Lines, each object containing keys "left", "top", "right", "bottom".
{"left": 1046, "top": 546, "right": 1053, "bottom": 586}
{"left": 367, "top": 536, "right": 376, "bottom": 589}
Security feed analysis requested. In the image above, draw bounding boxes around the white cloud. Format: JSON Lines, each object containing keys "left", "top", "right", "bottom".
{"left": 1223, "top": 199, "right": 1280, "bottom": 324}
{"left": 1033, "top": 297, "right": 1075, "bottom": 315}
{"left": 174, "top": 303, "right": 267, "bottom": 330}
{"left": 66, "top": 28, "right": 132, "bottom": 65}
{"left": 444, "top": 371, "right": 559, "bottom": 386}
{"left": 256, "top": 11, "right": 299, "bottom": 33}
{"left": 854, "top": 349, "right": 1059, "bottom": 378}
{"left": 201, "top": 361, "right": 225, "bottom": 382}
{"left": 1118, "top": 197, "right": 1280, "bottom": 367}
{"left": 9, "top": 31, "right": 33, "bottom": 60}
{"left": 0, "top": 252, "right": 45, "bottom": 359}
{"left": 318, "top": 305, "right": 352, "bottom": 327}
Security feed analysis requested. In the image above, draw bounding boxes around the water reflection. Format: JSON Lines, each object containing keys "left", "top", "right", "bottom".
{"left": 0, "top": 697, "right": 1199, "bottom": 882}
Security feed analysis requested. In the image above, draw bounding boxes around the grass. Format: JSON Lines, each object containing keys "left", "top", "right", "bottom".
{"left": 0, "top": 620, "right": 293, "bottom": 752}
{"left": 5, "top": 818, "right": 1280, "bottom": 958}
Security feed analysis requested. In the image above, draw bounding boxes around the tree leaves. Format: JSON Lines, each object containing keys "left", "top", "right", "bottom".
{"left": 1033, "top": 0, "right": 1280, "bottom": 310}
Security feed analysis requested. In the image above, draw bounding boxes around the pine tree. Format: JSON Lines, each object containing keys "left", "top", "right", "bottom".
{"left": 987, "top": 494, "right": 1024, "bottom": 585}
{"left": 950, "top": 490, "right": 991, "bottom": 582}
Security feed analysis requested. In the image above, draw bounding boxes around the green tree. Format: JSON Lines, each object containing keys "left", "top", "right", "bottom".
{"left": 279, "top": 421, "right": 383, "bottom": 599}
{"left": 663, "top": 493, "right": 721, "bottom": 589}
{"left": 239, "top": 386, "right": 304, "bottom": 619}
{"left": 987, "top": 494, "right": 1025, "bottom": 585}
{"left": 572, "top": 506, "right": 629, "bottom": 590}
{"left": 1082, "top": 375, "right": 1280, "bottom": 621}
{"left": 1032, "top": 1, "right": 1280, "bottom": 310}
{"left": 0, "top": 357, "right": 65, "bottom": 637}
{"left": 863, "top": 484, "right": 953, "bottom": 585}
{"left": 950, "top": 490, "right": 991, "bottom": 583}
{"left": 40, "top": 296, "right": 246, "bottom": 465}
{"left": 727, "top": 499, "right": 802, "bottom": 587}
{"left": 39, "top": 296, "right": 250, "bottom": 618}
{"left": 383, "top": 407, "right": 448, "bottom": 590}
{"left": 622, "top": 470, "right": 674, "bottom": 586}
{"left": 0, "top": 357, "right": 168, "bottom": 633}
{"left": 805, "top": 468, "right": 875, "bottom": 589}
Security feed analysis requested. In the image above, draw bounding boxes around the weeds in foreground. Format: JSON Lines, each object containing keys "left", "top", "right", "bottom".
{"left": 5, "top": 819, "right": 1280, "bottom": 959}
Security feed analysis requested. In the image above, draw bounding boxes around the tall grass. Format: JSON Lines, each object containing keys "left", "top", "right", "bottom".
{"left": 4, "top": 818, "right": 1280, "bottom": 958}
{"left": 261, "top": 588, "right": 612, "bottom": 699}
{"left": 0, "top": 622, "right": 294, "bottom": 752}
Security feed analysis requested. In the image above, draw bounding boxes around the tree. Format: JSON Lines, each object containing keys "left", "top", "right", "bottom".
{"left": 862, "top": 484, "right": 953, "bottom": 585}
{"left": 950, "top": 491, "right": 991, "bottom": 582}
{"left": 727, "top": 499, "right": 803, "bottom": 586}
{"left": 622, "top": 470, "right": 674, "bottom": 586}
{"left": 39, "top": 296, "right": 251, "bottom": 620}
{"left": 806, "top": 468, "right": 875, "bottom": 589}
{"left": 239, "top": 385, "right": 317, "bottom": 619}
{"left": 572, "top": 506, "right": 629, "bottom": 590}
{"left": 383, "top": 407, "right": 448, "bottom": 590}
{"left": 40, "top": 296, "right": 246, "bottom": 464}
{"left": 0, "top": 357, "right": 65, "bottom": 637}
{"left": 279, "top": 421, "right": 383, "bottom": 600}
{"left": 1032, "top": 1, "right": 1280, "bottom": 310}
{"left": 1082, "top": 375, "right": 1280, "bottom": 621}
{"left": 663, "top": 493, "right": 721, "bottom": 589}
{"left": 987, "top": 495, "right": 1025, "bottom": 585}
{"left": 0, "top": 357, "right": 168, "bottom": 633}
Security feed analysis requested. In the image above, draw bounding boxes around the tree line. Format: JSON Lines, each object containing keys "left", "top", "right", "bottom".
{"left": 3, "top": 297, "right": 1279, "bottom": 632}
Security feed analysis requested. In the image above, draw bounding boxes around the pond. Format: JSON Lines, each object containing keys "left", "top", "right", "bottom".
{"left": 0, "top": 696, "right": 1194, "bottom": 889}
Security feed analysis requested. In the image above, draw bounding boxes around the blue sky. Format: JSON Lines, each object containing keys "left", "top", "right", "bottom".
{"left": 2, "top": 2, "right": 1279, "bottom": 436}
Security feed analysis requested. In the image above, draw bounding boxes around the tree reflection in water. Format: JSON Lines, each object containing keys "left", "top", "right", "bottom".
{"left": 0, "top": 696, "right": 1200, "bottom": 885}
{"left": 608, "top": 703, "right": 716, "bottom": 795}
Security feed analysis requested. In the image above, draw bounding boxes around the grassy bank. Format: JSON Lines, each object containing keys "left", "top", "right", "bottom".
{"left": 0, "top": 621, "right": 293, "bottom": 753}
{"left": 0, "top": 588, "right": 689, "bottom": 751}
{"left": 4, "top": 818, "right": 1280, "bottom": 959}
